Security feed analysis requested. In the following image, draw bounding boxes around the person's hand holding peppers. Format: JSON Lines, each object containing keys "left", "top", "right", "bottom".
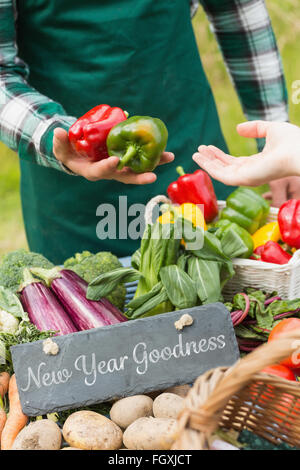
{"left": 192, "top": 120, "right": 300, "bottom": 206}
{"left": 53, "top": 128, "right": 174, "bottom": 184}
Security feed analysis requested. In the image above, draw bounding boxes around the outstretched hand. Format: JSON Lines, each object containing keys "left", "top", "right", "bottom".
{"left": 192, "top": 121, "right": 300, "bottom": 206}
{"left": 53, "top": 128, "right": 174, "bottom": 184}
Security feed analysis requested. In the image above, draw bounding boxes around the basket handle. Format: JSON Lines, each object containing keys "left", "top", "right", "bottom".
{"left": 144, "top": 195, "right": 172, "bottom": 226}
{"left": 200, "top": 331, "right": 300, "bottom": 418}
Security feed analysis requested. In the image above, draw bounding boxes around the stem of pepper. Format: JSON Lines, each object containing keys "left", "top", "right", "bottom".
{"left": 117, "top": 145, "right": 137, "bottom": 170}
{"left": 176, "top": 166, "right": 186, "bottom": 177}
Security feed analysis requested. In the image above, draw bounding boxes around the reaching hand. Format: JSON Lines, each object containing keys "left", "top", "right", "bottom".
{"left": 192, "top": 121, "right": 300, "bottom": 205}
{"left": 53, "top": 128, "right": 174, "bottom": 184}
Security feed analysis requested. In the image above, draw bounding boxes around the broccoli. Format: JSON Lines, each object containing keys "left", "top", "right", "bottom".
{"left": 0, "top": 249, "right": 54, "bottom": 293}
{"left": 64, "top": 251, "right": 93, "bottom": 268}
{"left": 64, "top": 251, "right": 126, "bottom": 311}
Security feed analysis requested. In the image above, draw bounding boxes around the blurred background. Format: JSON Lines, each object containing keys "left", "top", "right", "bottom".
{"left": 0, "top": 0, "right": 299, "bottom": 256}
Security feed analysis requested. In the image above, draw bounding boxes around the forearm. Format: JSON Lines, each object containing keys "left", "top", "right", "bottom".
{"left": 0, "top": 74, "right": 76, "bottom": 172}
{"left": 200, "top": 0, "right": 288, "bottom": 124}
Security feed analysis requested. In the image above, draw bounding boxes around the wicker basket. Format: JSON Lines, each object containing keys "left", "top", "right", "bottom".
{"left": 217, "top": 201, "right": 300, "bottom": 300}
{"left": 173, "top": 332, "right": 300, "bottom": 450}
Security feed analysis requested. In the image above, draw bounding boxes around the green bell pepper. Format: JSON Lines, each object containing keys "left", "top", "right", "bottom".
{"left": 214, "top": 219, "right": 254, "bottom": 258}
{"left": 107, "top": 116, "right": 168, "bottom": 173}
{"left": 220, "top": 187, "right": 269, "bottom": 234}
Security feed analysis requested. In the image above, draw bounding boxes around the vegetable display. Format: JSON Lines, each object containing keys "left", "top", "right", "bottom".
{"left": 107, "top": 116, "right": 168, "bottom": 173}
{"left": 68, "top": 104, "right": 128, "bottom": 161}
{"left": 167, "top": 166, "right": 218, "bottom": 222}
{"left": 0, "top": 176, "right": 299, "bottom": 449}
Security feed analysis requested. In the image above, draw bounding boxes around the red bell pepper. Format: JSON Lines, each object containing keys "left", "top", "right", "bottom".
{"left": 167, "top": 166, "right": 218, "bottom": 222}
{"left": 68, "top": 104, "right": 128, "bottom": 161}
{"left": 259, "top": 241, "right": 292, "bottom": 265}
{"left": 250, "top": 244, "right": 265, "bottom": 260}
{"left": 278, "top": 199, "right": 300, "bottom": 249}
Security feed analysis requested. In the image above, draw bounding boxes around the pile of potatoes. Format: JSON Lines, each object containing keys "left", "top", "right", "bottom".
{"left": 11, "top": 385, "right": 189, "bottom": 450}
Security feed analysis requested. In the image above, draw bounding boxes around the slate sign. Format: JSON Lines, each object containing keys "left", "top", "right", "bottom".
{"left": 11, "top": 303, "right": 239, "bottom": 416}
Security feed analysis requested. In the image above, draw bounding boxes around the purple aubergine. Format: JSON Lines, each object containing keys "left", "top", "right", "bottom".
{"left": 60, "top": 269, "right": 127, "bottom": 324}
{"left": 30, "top": 267, "right": 126, "bottom": 331}
{"left": 20, "top": 270, "right": 78, "bottom": 336}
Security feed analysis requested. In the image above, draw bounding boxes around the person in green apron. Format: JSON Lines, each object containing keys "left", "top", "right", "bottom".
{"left": 0, "top": 1, "right": 289, "bottom": 264}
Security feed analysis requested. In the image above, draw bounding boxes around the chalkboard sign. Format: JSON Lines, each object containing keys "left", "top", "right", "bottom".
{"left": 11, "top": 303, "right": 239, "bottom": 416}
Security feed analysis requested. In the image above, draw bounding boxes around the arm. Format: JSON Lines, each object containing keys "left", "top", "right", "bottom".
{"left": 0, "top": 0, "right": 76, "bottom": 173}
{"left": 199, "top": 0, "right": 288, "bottom": 145}
{"left": 0, "top": 1, "right": 174, "bottom": 183}
{"left": 198, "top": 0, "right": 300, "bottom": 205}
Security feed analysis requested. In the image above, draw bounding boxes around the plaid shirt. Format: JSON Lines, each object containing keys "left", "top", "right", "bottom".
{"left": 0, "top": 0, "right": 288, "bottom": 173}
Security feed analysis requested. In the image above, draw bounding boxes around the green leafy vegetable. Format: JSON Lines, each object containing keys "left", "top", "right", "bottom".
{"left": 159, "top": 265, "right": 198, "bottom": 310}
{"left": 0, "top": 286, "right": 25, "bottom": 319}
{"left": 187, "top": 257, "right": 222, "bottom": 304}
{"left": 127, "top": 286, "right": 169, "bottom": 319}
{"left": 87, "top": 268, "right": 142, "bottom": 300}
{"left": 132, "top": 220, "right": 181, "bottom": 316}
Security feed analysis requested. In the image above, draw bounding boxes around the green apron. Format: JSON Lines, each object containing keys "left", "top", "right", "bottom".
{"left": 16, "top": 0, "right": 235, "bottom": 264}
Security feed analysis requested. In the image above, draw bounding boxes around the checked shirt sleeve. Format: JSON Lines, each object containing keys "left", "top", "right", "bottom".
{"left": 199, "top": 0, "right": 288, "bottom": 137}
{"left": 0, "top": 0, "right": 76, "bottom": 173}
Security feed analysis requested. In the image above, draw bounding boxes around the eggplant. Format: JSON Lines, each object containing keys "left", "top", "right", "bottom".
{"left": 19, "top": 269, "right": 78, "bottom": 335}
{"left": 31, "top": 267, "right": 127, "bottom": 331}
{"left": 60, "top": 269, "right": 127, "bottom": 325}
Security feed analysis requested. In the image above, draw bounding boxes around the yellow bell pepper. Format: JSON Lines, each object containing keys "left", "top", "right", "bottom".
{"left": 251, "top": 221, "right": 281, "bottom": 250}
{"left": 158, "top": 203, "right": 207, "bottom": 230}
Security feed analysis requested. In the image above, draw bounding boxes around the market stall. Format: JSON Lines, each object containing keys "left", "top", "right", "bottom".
{"left": 0, "top": 162, "right": 300, "bottom": 451}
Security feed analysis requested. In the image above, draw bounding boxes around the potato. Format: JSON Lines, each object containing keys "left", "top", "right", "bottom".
{"left": 153, "top": 393, "right": 184, "bottom": 419}
{"left": 123, "top": 417, "right": 177, "bottom": 450}
{"left": 165, "top": 385, "right": 190, "bottom": 397}
{"left": 110, "top": 395, "right": 153, "bottom": 428}
{"left": 62, "top": 410, "right": 122, "bottom": 450}
{"left": 12, "top": 419, "right": 61, "bottom": 450}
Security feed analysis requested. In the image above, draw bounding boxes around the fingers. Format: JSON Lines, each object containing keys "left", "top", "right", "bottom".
{"left": 268, "top": 179, "right": 288, "bottom": 207}
{"left": 193, "top": 150, "right": 234, "bottom": 185}
{"left": 84, "top": 157, "right": 120, "bottom": 181}
{"left": 202, "top": 145, "right": 237, "bottom": 163}
{"left": 114, "top": 170, "right": 157, "bottom": 185}
{"left": 236, "top": 120, "right": 272, "bottom": 139}
{"left": 53, "top": 128, "right": 72, "bottom": 163}
{"left": 158, "top": 152, "right": 175, "bottom": 165}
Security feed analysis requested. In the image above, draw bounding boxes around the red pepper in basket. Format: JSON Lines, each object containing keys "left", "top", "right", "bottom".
{"left": 167, "top": 166, "right": 218, "bottom": 222}
{"left": 278, "top": 199, "right": 300, "bottom": 250}
{"left": 68, "top": 104, "right": 128, "bottom": 161}
{"left": 250, "top": 244, "right": 265, "bottom": 260}
{"left": 259, "top": 241, "right": 292, "bottom": 265}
